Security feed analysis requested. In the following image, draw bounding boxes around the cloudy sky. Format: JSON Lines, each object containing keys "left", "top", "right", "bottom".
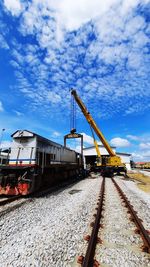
{"left": 0, "top": 0, "right": 150, "bottom": 162}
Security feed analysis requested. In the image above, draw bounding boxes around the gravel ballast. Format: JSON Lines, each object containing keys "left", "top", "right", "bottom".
{"left": 0, "top": 176, "right": 102, "bottom": 267}
{"left": 114, "top": 176, "right": 150, "bottom": 229}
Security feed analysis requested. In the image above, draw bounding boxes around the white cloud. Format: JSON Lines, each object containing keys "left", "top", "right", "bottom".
{"left": 139, "top": 142, "right": 150, "bottom": 150}
{"left": 127, "top": 53, "right": 142, "bottom": 69}
{"left": 127, "top": 134, "right": 150, "bottom": 143}
{"left": 132, "top": 150, "right": 150, "bottom": 162}
{"left": 55, "top": 0, "right": 149, "bottom": 35}
{"left": 74, "top": 145, "right": 83, "bottom": 153}
{"left": 125, "top": 134, "right": 150, "bottom": 161}
{"left": 19, "top": 0, "right": 120, "bottom": 38}
{"left": 56, "top": 0, "right": 119, "bottom": 32}
{"left": 110, "top": 137, "right": 131, "bottom": 147}
{"left": 0, "top": 34, "right": 9, "bottom": 49}
{"left": 125, "top": 102, "right": 148, "bottom": 115}
{"left": 125, "top": 15, "right": 146, "bottom": 37}
{"left": 14, "top": 110, "right": 23, "bottom": 116}
{"left": 127, "top": 135, "right": 139, "bottom": 141}
{"left": 80, "top": 132, "right": 102, "bottom": 146}
{"left": 47, "top": 91, "right": 61, "bottom": 104}
{"left": 52, "top": 131, "right": 61, "bottom": 137}
{"left": 3, "top": 0, "right": 150, "bottom": 119}
{"left": 19, "top": 0, "right": 149, "bottom": 44}
{"left": 0, "top": 101, "right": 4, "bottom": 112}
{"left": 81, "top": 132, "right": 94, "bottom": 145}
{"left": 0, "top": 140, "right": 11, "bottom": 148}
{"left": 4, "top": 0, "right": 23, "bottom": 16}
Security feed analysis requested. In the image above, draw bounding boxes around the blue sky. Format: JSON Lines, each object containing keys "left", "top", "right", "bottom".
{"left": 0, "top": 0, "right": 150, "bottom": 162}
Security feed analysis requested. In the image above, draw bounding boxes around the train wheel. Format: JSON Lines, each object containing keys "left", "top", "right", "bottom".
{"left": 18, "top": 183, "right": 29, "bottom": 195}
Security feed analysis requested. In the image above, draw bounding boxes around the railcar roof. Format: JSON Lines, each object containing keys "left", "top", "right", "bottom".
{"left": 11, "top": 130, "right": 76, "bottom": 152}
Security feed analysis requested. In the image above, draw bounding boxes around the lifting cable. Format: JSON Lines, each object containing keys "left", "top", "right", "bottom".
{"left": 70, "top": 93, "right": 76, "bottom": 132}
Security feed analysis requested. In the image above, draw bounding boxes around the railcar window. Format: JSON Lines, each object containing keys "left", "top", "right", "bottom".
{"left": 49, "top": 154, "right": 55, "bottom": 160}
{"left": 36, "top": 151, "right": 56, "bottom": 166}
{"left": 19, "top": 138, "right": 29, "bottom": 143}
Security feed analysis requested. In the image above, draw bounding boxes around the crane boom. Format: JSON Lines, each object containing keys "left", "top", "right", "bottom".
{"left": 71, "top": 89, "right": 115, "bottom": 157}
{"left": 71, "top": 89, "right": 127, "bottom": 175}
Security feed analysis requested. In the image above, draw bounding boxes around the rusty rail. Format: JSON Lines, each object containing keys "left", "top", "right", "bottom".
{"left": 81, "top": 177, "right": 105, "bottom": 267}
{"left": 0, "top": 196, "right": 21, "bottom": 206}
{"left": 112, "top": 177, "right": 150, "bottom": 253}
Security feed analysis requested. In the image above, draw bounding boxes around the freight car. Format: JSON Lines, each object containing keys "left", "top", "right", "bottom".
{"left": 0, "top": 130, "right": 83, "bottom": 195}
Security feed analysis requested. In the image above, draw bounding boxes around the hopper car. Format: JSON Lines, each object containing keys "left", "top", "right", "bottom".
{"left": 0, "top": 130, "right": 83, "bottom": 195}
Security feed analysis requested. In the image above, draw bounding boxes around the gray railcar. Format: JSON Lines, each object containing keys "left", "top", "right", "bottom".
{"left": 0, "top": 130, "right": 83, "bottom": 195}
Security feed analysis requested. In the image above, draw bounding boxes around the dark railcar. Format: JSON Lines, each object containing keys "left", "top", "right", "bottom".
{"left": 0, "top": 130, "right": 83, "bottom": 195}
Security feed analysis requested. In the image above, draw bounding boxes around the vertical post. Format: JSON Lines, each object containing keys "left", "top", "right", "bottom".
{"left": 81, "top": 134, "right": 84, "bottom": 167}
{"left": 0, "top": 128, "right": 5, "bottom": 148}
{"left": 64, "top": 133, "right": 84, "bottom": 168}
{"left": 42, "top": 148, "right": 45, "bottom": 174}
{"left": 64, "top": 136, "right": 67, "bottom": 147}
{"left": 6, "top": 148, "right": 11, "bottom": 165}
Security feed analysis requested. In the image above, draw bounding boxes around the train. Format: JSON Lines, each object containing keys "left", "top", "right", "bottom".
{"left": 0, "top": 130, "right": 83, "bottom": 195}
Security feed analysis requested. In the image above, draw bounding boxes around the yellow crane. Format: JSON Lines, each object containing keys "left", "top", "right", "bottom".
{"left": 71, "top": 89, "right": 126, "bottom": 176}
{"left": 89, "top": 125, "right": 102, "bottom": 166}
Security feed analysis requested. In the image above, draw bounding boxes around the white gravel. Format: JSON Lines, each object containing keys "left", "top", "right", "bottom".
{"left": 132, "top": 169, "right": 150, "bottom": 177}
{"left": 0, "top": 176, "right": 102, "bottom": 267}
{"left": 0, "top": 198, "right": 30, "bottom": 216}
{"left": 139, "top": 170, "right": 150, "bottom": 177}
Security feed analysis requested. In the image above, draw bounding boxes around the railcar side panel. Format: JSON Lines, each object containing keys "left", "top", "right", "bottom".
{"left": 0, "top": 130, "right": 83, "bottom": 195}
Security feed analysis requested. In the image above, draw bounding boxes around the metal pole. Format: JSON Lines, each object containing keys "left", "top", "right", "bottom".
{"left": 0, "top": 128, "right": 5, "bottom": 148}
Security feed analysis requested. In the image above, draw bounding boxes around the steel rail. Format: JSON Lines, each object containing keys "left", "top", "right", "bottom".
{"left": 112, "top": 177, "right": 150, "bottom": 253}
{"left": 82, "top": 177, "right": 105, "bottom": 267}
{"left": 0, "top": 195, "right": 21, "bottom": 206}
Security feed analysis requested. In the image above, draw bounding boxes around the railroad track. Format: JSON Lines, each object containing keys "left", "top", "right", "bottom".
{"left": 0, "top": 195, "right": 22, "bottom": 206}
{"left": 77, "top": 177, "right": 150, "bottom": 266}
